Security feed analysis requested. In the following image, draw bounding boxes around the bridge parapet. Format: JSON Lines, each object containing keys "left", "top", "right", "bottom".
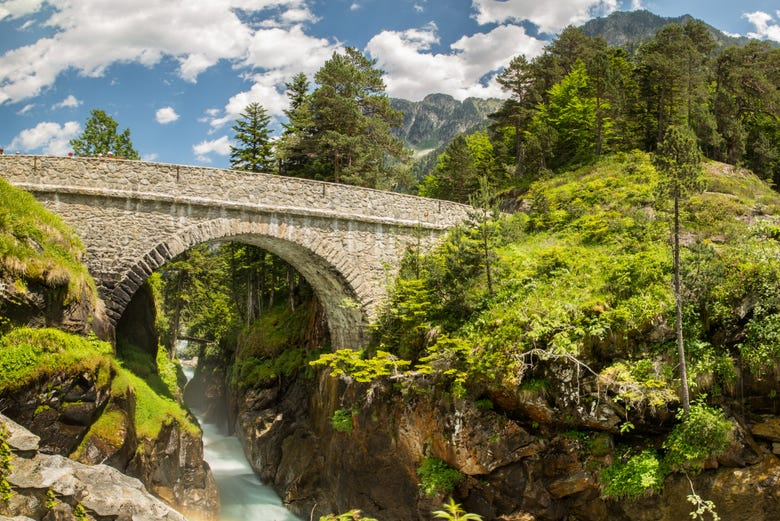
{"left": 0, "top": 155, "right": 468, "bottom": 230}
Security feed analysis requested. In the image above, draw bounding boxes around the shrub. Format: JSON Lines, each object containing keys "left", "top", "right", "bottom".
{"left": 331, "top": 408, "right": 354, "bottom": 433}
{"left": 663, "top": 401, "right": 731, "bottom": 472}
{"left": 600, "top": 450, "right": 664, "bottom": 499}
{"left": 417, "top": 457, "right": 463, "bottom": 497}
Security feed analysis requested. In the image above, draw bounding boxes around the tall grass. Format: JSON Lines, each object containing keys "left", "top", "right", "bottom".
{"left": 0, "top": 179, "right": 96, "bottom": 303}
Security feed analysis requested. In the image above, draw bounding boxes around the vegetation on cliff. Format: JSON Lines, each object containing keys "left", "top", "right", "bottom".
{"left": 0, "top": 182, "right": 208, "bottom": 518}
{"left": 0, "top": 178, "right": 96, "bottom": 315}
{"left": 314, "top": 150, "right": 780, "bottom": 507}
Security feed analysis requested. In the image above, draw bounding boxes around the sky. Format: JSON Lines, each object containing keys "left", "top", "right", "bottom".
{"left": 1, "top": 0, "right": 779, "bottom": 169}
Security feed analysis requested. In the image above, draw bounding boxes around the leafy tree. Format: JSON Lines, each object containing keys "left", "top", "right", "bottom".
{"left": 69, "top": 109, "right": 140, "bottom": 159}
{"left": 535, "top": 61, "right": 598, "bottom": 168}
{"left": 230, "top": 102, "right": 275, "bottom": 173}
{"left": 492, "top": 55, "right": 540, "bottom": 175}
{"left": 654, "top": 125, "right": 705, "bottom": 415}
{"left": 638, "top": 22, "right": 714, "bottom": 147}
{"left": 586, "top": 48, "right": 641, "bottom": 155}
{"left": 713, "top": 42, "right": 780, "bottom": 171}
{"left": 309, "top": 47, "right": 408, "bottom": 188}
{"left": 531, "top": 26, "right": 606, "bottom": 102}
{"left": 468, "top": 176, "right": 501, "bottom": 296}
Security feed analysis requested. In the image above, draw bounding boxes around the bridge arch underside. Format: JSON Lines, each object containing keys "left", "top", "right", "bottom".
{"left": 49, "top": 195, "right": 419, "bottom": 350}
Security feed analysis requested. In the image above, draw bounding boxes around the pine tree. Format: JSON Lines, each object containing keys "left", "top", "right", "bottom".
{"left": 278, "top": 73, "right": 317, "bottom": 178}
{"left": 69, "top": 109, "right": 140, "bottom": 159}
{"left": 654, "top": 125, "right": 705, "bottom": 416}
{"left": 310, "top": 47, "right": 407, "bottom": 188}
{"left": 230, "top": 102, "right": 274, "bottom": 173}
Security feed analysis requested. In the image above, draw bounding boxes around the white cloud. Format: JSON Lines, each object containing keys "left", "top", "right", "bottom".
{"left": 205, "top": 24, "right": 339, "bottom": 130}
{"left": 9, "top": 120, "right": 80, "bottom": 155}
{"left": 631, "top": 0, "right": 643, "bottom": 9}
{"left": 193, "top": 135, "right": 232, "bottom": 163}
{"left": 350, "top": 3, "right": 361, "bottom": 11}
{"left": 471, "top": 0, "right": 619, "bottom": 34}
{"left": 0, "top": 0, "right": 318, "bottom": 104}
{"left": 155, "top": 106, "right": 179, "bottom": 124}
{"left": 17, "top": 103, "right": 35, "bottom": 115}
{"left": 367, "top": 23, "right": 546, "bottom": 101}
{"left": 0, "top": 0, "right": 45, "bottom": 21}
{"left": 52, "top": 94, "right": 81, "bottom": 109}
{"left": 745, "top": 11, "right": 780, "bottom": 42}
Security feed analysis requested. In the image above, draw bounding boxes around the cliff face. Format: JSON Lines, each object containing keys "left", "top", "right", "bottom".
{"left": 219, "top": 364, "right": 780, "bottom": 521}
{"left": 0, "top": 272, "right": 112, "bottom": 342}
{"left": 0, "top": 284, "right": 219, "bottom": 521}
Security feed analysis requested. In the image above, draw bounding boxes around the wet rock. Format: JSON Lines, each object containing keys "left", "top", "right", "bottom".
{"left": 751, "top": 416, "right": 780, "bottom": 441}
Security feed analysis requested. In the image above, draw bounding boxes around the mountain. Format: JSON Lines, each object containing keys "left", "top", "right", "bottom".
{"left": 391, "top": 93, "right": 502, "bottom": 154}
{"left": 391, "top": 93, "right": 502, "bottom": 178}
{"left": 580, "top": 9, "right": 759, "bottom": 51}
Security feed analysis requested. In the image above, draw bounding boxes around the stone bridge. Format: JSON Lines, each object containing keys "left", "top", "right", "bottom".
{"left": 0, "top": 155, "right": 469, "bottom": 348}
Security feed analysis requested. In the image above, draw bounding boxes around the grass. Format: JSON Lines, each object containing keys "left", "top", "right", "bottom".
{"left": 361, "top": 151, "right": 780, "bottom": 398}
{"left": 0, "top": 328, "right": 113, "bottom": 392}
{"left": 0, "top": 327, "right": 199, "bottom": 443}
{"left": 114, "top": 341, "right": 198, "bottom": 438}
{"left": 0, "top": 179, "right": 96, "bottom": 304}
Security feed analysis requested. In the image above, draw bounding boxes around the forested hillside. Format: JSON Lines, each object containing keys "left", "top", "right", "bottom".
{"left": 421, "top": 19, "right": 780, "bottom": 203}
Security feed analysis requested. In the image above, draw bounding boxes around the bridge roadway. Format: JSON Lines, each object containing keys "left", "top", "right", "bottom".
{"left": 0, "top": 155, "right": 469, "bottom": 348}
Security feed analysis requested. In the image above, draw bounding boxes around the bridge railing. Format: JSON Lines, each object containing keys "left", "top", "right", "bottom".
{"left": 0, "top": 155, "right": 470, "bottom": 230}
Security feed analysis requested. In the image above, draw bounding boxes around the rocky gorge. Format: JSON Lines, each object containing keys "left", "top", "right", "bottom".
{"left": 187, "top": 345, "right": 780, "bottom": 520}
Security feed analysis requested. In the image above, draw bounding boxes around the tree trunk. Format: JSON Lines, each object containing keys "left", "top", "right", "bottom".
{"left": 246, "top": 268, "right": 255, "bottom": 327}
{"left": 288, "top": 265, "right": 296, "bottom": 312}
{"left": 482, "top": 221, "right": 494, "bottom": 296}
{"left": 170, "top": 270, "right": 185, "bottom": 359}
{"left": 595, "top": 95, "right": 604, "bottom": 157}
{"left": 674, "top": 195, "right": 690, "bottom": 416}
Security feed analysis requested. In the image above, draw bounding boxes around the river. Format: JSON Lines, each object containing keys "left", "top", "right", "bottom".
{"left": 182, "top": 366, "right": 303, "bottom": 521}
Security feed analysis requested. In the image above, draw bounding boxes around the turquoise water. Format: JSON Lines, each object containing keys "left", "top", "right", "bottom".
{"left": 183, "top": 366, "right": 302, "bottom": 521}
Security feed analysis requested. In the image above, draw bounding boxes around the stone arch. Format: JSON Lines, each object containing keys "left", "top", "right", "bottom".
{"left": 107, "top": 217, "right": 375, "bottom": 350}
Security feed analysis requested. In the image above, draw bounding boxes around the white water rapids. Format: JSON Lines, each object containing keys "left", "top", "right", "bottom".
{"left": 182, "top": 366, "right": 303, "bottom": 521}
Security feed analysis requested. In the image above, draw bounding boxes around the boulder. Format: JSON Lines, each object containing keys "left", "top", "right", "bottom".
{"left": 0, "top": 414, "right": 192, "bottom": 521}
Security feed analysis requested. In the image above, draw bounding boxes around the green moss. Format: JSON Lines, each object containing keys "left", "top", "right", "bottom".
{"left": 72, "top": 409, "right": 128, "bottom": 460}
{"left": 113, "top": 343, "right": 198, "bottom": 439}
{"left": 0, "top": 327, "right": 113, "bottom": 392}
{"left": 0, "top": 423, "right": 12, "bottom": 501}
{"left": 0, "top": 326, "right": 197, "bottom": 447}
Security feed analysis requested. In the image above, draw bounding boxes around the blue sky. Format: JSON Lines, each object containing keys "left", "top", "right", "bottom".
{"left": 1, "top": 0, "right": 778, "bottom": 169}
